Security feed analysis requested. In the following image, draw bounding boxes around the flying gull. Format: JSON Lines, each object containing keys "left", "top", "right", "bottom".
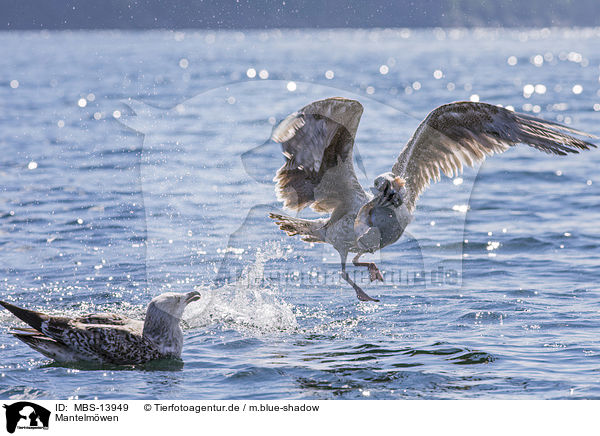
{"left": 269, "top": 98, "right": 597, "bottom": 302}
{"left": 0, "top": 291, "right": 200, "bottom": 364}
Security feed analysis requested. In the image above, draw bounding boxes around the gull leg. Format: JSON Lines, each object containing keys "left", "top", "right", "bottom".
{"left": 352, "top": 253, "right": 384, "bottom": 282}
{"left": 340, "top": 254, "right": 379, "bottom": 302}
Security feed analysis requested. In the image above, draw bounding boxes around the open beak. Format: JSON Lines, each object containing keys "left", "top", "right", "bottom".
{"left": 185, "top": 290, "right": 201, "bottom": 304}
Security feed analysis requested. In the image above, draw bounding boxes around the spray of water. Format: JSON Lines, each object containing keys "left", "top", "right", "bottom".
{"left": 183, "top": 244, "right": 299, "bottom": 333}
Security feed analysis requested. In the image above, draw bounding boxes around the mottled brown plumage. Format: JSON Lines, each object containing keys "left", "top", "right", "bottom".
{"left": 0, "top": 291, "right": 200, "bottom": 365}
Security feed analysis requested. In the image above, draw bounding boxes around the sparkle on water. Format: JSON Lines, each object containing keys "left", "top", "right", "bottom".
{"left": 1, "top": 28, "right": 599, "bottom": 400}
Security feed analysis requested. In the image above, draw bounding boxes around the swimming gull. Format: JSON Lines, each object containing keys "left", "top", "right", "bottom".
{"left": 269, "top": 97, "right": 597, "bottom": 301}
{"left": 0, "top": 291, "right": 200, "bottom": 364}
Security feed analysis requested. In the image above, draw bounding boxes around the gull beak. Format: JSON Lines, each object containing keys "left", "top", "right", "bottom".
{"left": 185, "top": 291, "right": 201, "bottom": 304}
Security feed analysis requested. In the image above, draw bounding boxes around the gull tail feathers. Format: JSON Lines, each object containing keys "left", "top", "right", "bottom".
{"left": 269, "top": 213, "right": 326, "bottom": 243}
{"left": 0, "top": 300, "right": 49, "bottom": 332}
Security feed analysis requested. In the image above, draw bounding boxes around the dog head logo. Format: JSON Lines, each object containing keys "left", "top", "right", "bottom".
{"left": 3, "top": 402, "right": 50, "bottom": 433}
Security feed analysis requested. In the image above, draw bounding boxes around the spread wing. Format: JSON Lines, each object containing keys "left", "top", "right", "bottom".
{"left": 272, "top": 97, "right": 368, "bottom": 214}
{"left": 392, "top": 102, "right": 597, "bottom": 212}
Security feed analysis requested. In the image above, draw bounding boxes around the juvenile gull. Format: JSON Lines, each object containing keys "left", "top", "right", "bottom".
{"left": 269, "top": 98, "right": 597, "bottom": 302}
{"left": 0, "top": 291, "right": 200, "bottom": 364}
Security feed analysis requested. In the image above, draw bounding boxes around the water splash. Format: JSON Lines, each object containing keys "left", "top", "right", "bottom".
{"left": 184, "top": 244, "right": 298, "bottom": 333}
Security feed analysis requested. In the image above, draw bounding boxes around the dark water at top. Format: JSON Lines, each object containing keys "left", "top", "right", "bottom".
{"left": 1, "top": 28, "right": 599, "bottom": 399}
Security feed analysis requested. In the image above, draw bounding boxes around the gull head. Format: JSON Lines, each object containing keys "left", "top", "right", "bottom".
{"left": 147, "top": 291, "right": 201, "bottom": 320}
{"left": 371, "top": 172, "right": 405, "bottom": 207}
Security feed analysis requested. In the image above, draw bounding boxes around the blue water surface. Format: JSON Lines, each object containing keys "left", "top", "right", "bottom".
{"left": 1, "top": 28, "right": 599, "bottom": 399}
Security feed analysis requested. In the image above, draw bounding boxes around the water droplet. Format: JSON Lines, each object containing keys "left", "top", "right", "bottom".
{"left": 452, "top": 204, "right": 469, "bottom": 213}
{"left": 567, "top": 52, "right": 582, "bottom": 63}
{"left": 246, "top": 68, "right": 256, "bottom": 78}
{"left": 286, "top": 81, "right": 297, "bottom": 92}
{"left": 523, "top": 84, "right": 535, "bottom": 96}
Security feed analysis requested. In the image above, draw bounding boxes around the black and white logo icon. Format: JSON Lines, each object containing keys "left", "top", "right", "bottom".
{"left": 3, "top": 402, "right": 50, "bottom": 434}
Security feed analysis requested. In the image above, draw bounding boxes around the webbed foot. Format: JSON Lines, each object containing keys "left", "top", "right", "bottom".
{"left": 355, "top": 287, "right": 380, "bottom": 302}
